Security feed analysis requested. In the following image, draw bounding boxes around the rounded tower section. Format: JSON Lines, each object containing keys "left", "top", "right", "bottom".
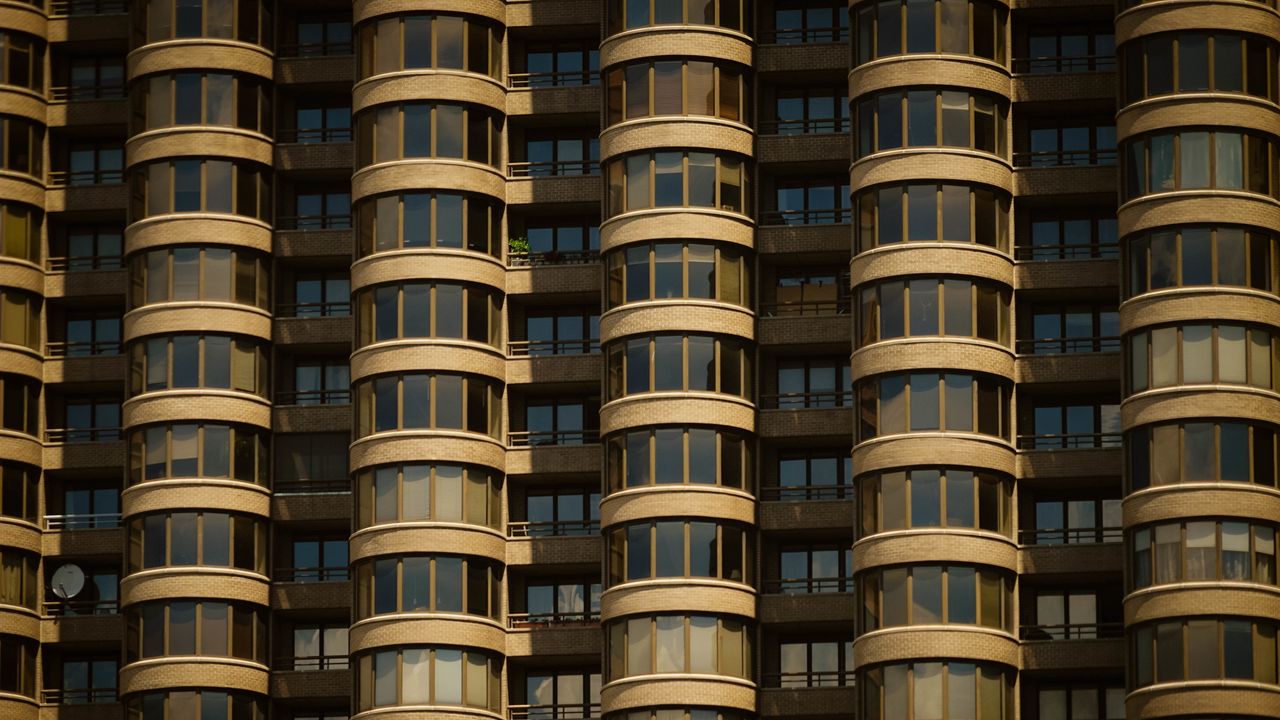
{"left": 848, "top": 1, "right": 1019, "bottom": 717}
{"left": 118, "top": 0, "right": 275, "bottom": 712}
{"left": 349, "top": 2, "right": 508, "bottom": 717}
{"left": 599, "top": 2, "right": 757, "bottom": 719}
{"left": 1115, "top": 2, "right": 1280, "bottom": 718}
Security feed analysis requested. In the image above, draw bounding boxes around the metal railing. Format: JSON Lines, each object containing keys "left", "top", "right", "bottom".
{"left": 1013, "top": 54, "right": 1116, "bottom": 74}
{"left": 43, "top": 599, "right": 118, "bottom": 616}
{"left": 274, "top": 566, "right": 350, "bottom": 583}
{"left": 509, "top": 71, "right": 600, "bottom": 89}
{"left": 48, "top": 169, "right": 125, "bottom": 187}
{"left": 508, "top": 249, "right": 599, "bottom": 267}
{"left": 46, "top": 427, "right": 121, "bottom": 443}
{"left": 760, "top": 208, "right": 851, "bottom": 226}
{"left": 275, "top": 655, "right": 350, "bottom": 671}
{"left": 276, "top": 214, "right": 352, "bottom": 230}
{"left": 277, "top": 301, "right": 351, "bottom": 318}
{"left": 759, "top": 118, "right": 849, "bottom": 135}
{"left": 507, "top": 520, "right": 599, "bottom": 538}
{"left": 45, "top": 512, "right": 121, "bottom": 530}
{"left": 1016, "top": 336, "right": 1121, "bottom": 354}
{"left": 47, "top": 255, "right": 123, "bottom": 271}
{"left": 277, "top": 41, "right": 355, "bottom": 58}
{"left": 1021, "top": 622, "right": 1124, "bottom": 641}
{"left": 276, "top": 127, "right": 353, "bottom": 144}
{"left": 761, "top": 391, "right": 853, "bottom": 410}
{"left": 508, "top": 339, "right": 599, "bottom": 357}
{"left": 760, "top": 26, "right": 849, "bottom": 44}
{"left": 42, "top": 688, "right": 118, "bottom": 704}
{"left": 50, "top": 0, "right": 128, "bottom": 15}
{"left": 510, "top": 704, "right": 601, "bottom": 720}
{"left": 50, "top": 84, "right": 126, "bottom": 102}
{"left": 1015, "top": 242, "right": 1119, "bottom": 261}
{"left": 508, "top": 160, "right": 600, "bottom": 178}
{"left": 273, "top": 478, "right": 351, "bottom": 495}
{"left": 761, "top": 484, "right": 854, "bottom": 502}
{"left": 508, "top": 429, "right": 600, "bottom": 447}
{"left": 1020, "top": 527, "right": 1123, "bottom": 546}
{"left": 759, "top": 298, "right": 850, "bottom": 317}
{"left": 46, "top": 340, "right": 121, "bottom": 357}
{"left": 1014, "top": 148, "right": 1117, "bottom": 168}
{"left": 763, "top": 577, "right": 850, "bottom": 594}
{"left": 275, "top": 389, "right": 351, "bottom": 406}
{"left": 764, "top": 670, "right": 855, "bottom": 688}
{"left": 507, "top": 610, "right": 600, "bottom": 628}
{"left": 1017, "top": 432, "right": 1122, "bottom": 450}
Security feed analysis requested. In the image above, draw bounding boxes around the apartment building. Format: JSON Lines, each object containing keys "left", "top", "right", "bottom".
{"left": 0, "top": 0, "right": 1272, "bottom": 718}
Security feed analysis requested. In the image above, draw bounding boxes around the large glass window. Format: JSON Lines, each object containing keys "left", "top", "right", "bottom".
{"left": 355, "top": 191, "right": 502, "bottom": 259}
{"left": 354, "top": 372, "right": 502, "bottom": 439}
{"left": 1020, "top": 209, "right": 1118, "bottom": 261}
{"left": 0, "top": 288, "right": 39, "bottom": 350}
{"left": 0, "top": 462, "right": 37, "bottom": 523}
{"left": 355, "top": 281, "right": 501, "bottom": 348}
{"left": 0, "top": 549, "right": 37, "bottom": 610}
{"left": 606, "top": 426, "right": 752, "bottom": 494}
{"left": 133, "top": 72, "right": 272, "bottom": 134}
{"left": 0, "top": 634, "right": 35, "bottom": 697}
{"left": 605, "top": 241, "right": 751, "bottom": 309}
{"left": 854, "top": 0, "right": 1005, "bottom": 64}
{"left": 1021, "top": 303, "right": 1118, "bottom": 355}
{"left": 1021, "top": 121, "right": 1116, "bottom": 167}
{"left": 0, "top": 374, "right": 39, "bottom": 436}
{"left": 138, "top": 0, "right": 273, "bottom": 45}
{"left": 130, "top": 158, "right": 271, "bottom": 221}
{"left": 355, "top": 646, "right": 501, "bottom": 712}
{"left": 355, "top": 462, "right": 501, "bottom": 530}
{"left": 1122, "top": 128, "right": 1277, "bottom": 201}
{"left": 856, "top": 372, "right": 1011, "bottom": 441}
{"left": 605, "top": 59, "right": 748, "bottom": 126}
{"left": 1126, "top": 420, "right": 1280, "bottom": 491}
{"left": 606, "top": 0, "right": 750, "bottom": 34}
{"left": 0, "top": 115, "right": 43, "bottom": 177}
{"left": 126, "top": 511, "right": 267, "bottom": 575}
{"left": 861, "top": 661, "right": 1013, "bottom": 720}
{"left": 355, "top": 554, "right": 501, "bottom": 620}
{"left": 0, "top": 203, "right": 40, "bottom": 264}
{"left": 127, "top": 334, "right": 268, "bottom": 397}
{"left": 856, "top": 89, "right": 1007, "bottom": 158}
{"left": 605, "top": 614, "right": 752, "bottom": 680}
{"left": 771, "top": 86, "right": 849, "bottom": 135}
{"left": 1131, "top": 617, "right": 1280, "bottom": 687}
{"left": 1031, "top": 497, "right": 1122, "bottom": 545}
{"left": 858, "top": 467, "right": 1012, "bottom": 537}
{"left": 1121, "top": 32, "right": 1278, "bottom": 104}
{"left": 776, "top": 638, "right": 854, "bottom": 687}
{"left": 355, "top": 102, "right": 502, "bottom": 168}
{"left": 1124, "top": 226, "right": 1277, "bottom": 298}
{"left": 856, "top": 182, "right": 1010, "bottom": 252}
{"left": 0, "top": 32, "right": 44, "bottom": 92}
{"left": 1127, "top": 324, "right": 1278, "bottom": 393}
{"left": 605, "top": 150, "right": 750, "bottom": 217}
{"left": 857, "top": 277, "right": 1010, "bottom": 347}
{"left": 606, "top": 519, "right": 753, "bottom": 586}
{"left": 125, "top": 600, "right": 268, "bottom": 664}
{"left": 128, "top": 246, "right": 269, "bottom": 310}
{"left": 605, "top": 334, "right": 754, "bottom": 401}
{"left": 859, "top": 564, "right": 1013, "bottom": 633}
{"left": 357, "top": 14, "right": 502, "bottom": 80}
{"left": 127, "top": 422, "right": 268, "bottom": 486}
{"left": 772, "top": 450, "right": 851, "bottom": 500}
{"left": 1131, "top": 519, "right": 1278, "bottom": 589}
{"left": 1023, "top": 27, "right": 1115, "bottom": 73}
{"left": 124, "top": 690, "right": 266, "bottom": 720}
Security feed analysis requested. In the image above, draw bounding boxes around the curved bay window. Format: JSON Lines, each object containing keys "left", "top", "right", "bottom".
{"left": 0, "top": 31, "right": 43, "bottom": 92}
{"left": 860, "top": 661, "right": 1013, "bottom": 720}
{"left": 354, "top": 372, "right": 502, "bottom": 439}
{"left": 125, "top": 690, "right": 267, "bottom": 720}
{"left": 0, "top": 374, "right": 38, "bottom": 436}
{"left": 605, "top": 0, "right": 750, "bottom": 35}
{"left": 605, "top": 613, "right": 753, "bottom": 681}
{"left": 354, "top": 554, "right": 501, "bottom": 620}
{"left": 1124, "top": 226, "right": 1277, "bottom": 299}
{"left": 1120, "top": 32, "right": 1278, "bottom": 105}
{"left": 1131, "top": 518, "right": 1277, "bottom": 590}
{"left": 853, "top": 0, "right": 1006, "bottom": 65}
{"left": 0, "top": 116, "right": 42, "bottom": 177}
{"left": 0, "top": 288, "right": 39, "bottom": 350}
{"left": 355, "top": 190, "right": 503, "bottom": 258}
{"left": 605, "top": 241, "right": 751, "bottom": 309}
{"left": 856, "top": 89, "right": 1007, "bottom": 159}
{"left": 135, "top": 0, "right": 273, "bottom": 46}
{"left": 127, "top": 334, "right": 268, "bottom": 397}
{"left": 132, "top": 72, "right": 273, "bottom": 135}
{"left": 857, "top": 467, "right": 1012, "bottom": 537}
{"left": 605, "top": 150, "right": 750, "bottom": 217}
{"left": 355, "top": 281, "right": 502, "bottom": 348}
{"left": 129, "top": 158, "right": 272, "bottom": 222}
{"left": 0, "top": 634, "right": 35, "bottom": 697}
{"left": 1131, "top": 617, "right": 1280, "bottom": 687}
{"left": 128, "top": 245, "right": 270, "bottom": 310}
{"left": 606, "top": 519, "right": 753, "bottom": 586}
{"left": 856, "top": 276, "right": 1010, "bottom": 348}
{"left": 859, "top": 564, "right": 1013, "bottom": 634}
{"left": 856, "top": 372, "right": 1011, "bottom": 442}
{"left": 605, "top": 426, "right": 752, "bottom": 493}
{"left": 126, "top": 599, "right": 267, "bottom": 664}
{"left": 1121, "top": 128, "right": 1279, "bottom": 202}
{"left": 610, "top": 711, "right": 750, "bottom": 720}
{"left": 355, "top": 462, "right": 501, "bottom": 529}
{"left": 355, "top": 102, "right": 502, "bottom": 168}
{"left": 355, "top": 646, "right": 502, "bottom": 712}
{"left": 1127, "top": 419, "right": 1280, "bottom": 491}
{"left": 127, "top": 422, "right": 269, "bottom": 486}
{"left": 605, "top": 333, "right": 754, "bottom": 401}
{"left": 356, "top": 14, "right": 503, "bottom": 80}
{"left": 856, "top": 182, "right": 1010, "bottom": 253}
{"left": 0, "top": 549, "right": 36, "bottom": 610}
{"left": 126, "top": 510, "right": 267, "bottom": 575}
{"left": 1127, "top": 323, "right": 1278, "bottom": 394}
{"left": 605, "top": 59, "right": 748, "bottom": 126}
{"left": 0, "top": 462, "right": 37, "bottom": 522}
{"left": 0, "top": 203, "right": 40, "bottom": 264}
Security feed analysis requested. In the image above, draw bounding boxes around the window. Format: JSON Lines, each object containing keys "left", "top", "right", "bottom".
{"left": 604, "top": 59, "right": 748, "bottom": 125}
{"left": 1031, "top": 497, "right": 1122, "bottom": 545}
{"left": 0, "top": 116, "right": 41, "bottom": 177}
{"left": 1121, "top": 32, "right": 1277, "bottom": 104}
{"left": 130, "top": 158, "right": 271, "bottom": 221}
{"left": 289, "top": 537, "right": 348, "bottom": 582}
{"left": 858, "top": 467, "right": 1012, "bottom": 537}
{"left": 1131, "top": 519, "right": 1278, "bottom": 589}
{"left": 1020, "top": 122, "right": 1116, "bottom": 167}
{"left": 772, "top": 177, "right": 850, "bottom": 225}
{"left": 356, "top": 646, "right": 501, "bottom": 711}
{"left": 772, "top": 0, "right": 847, "bottom": 43}
{"left": 777, "top": 545, "right": 852, "bottom": 593}
{"left": 61, "top": 142, "right": 123, "bottom": 187}
{"left": 606, "top": 0, "right": 750, "bottom": 34}
{"left": 606, "top": 520, "right": 753, "bottom": 586}
{"left": 127, "top": 511, "right": 267, "bottom": 575}
{"left": 133, "top": 72, "right": 272, "bottom": 134}
{"left": 1032, "top": 684, "right": 1125, "bottom": 720}
{"left": 128, "top": 246, "right": 269, "bottom": 310}
{"left": 1125, "top": 225, "right": 1277, "bottom": 298}
{"left": 0, "top": 374, "right": 38, "bottom": 436}
{"left": 605, "top": 150, "right": 750, "bottom": 216}
{"left": 354, "top": 372, "right": 501, "bottom": 439}
{"left": 66, "top": 57, "right": 123, "bottom": 100}
{"left": 0, "top": 549, "right": 37, "bottom": 609}
{"left": 1028, "top": 589, "right": 1122, "bottom": 640}
{"left": 127, "top": 334, "right": 268, "bottom": 397}
{"left": 291, "top": 15, "right": 352, "bottom": 56}
{"left": 355, "top": 462, "right": 502, "bottom": 530}
{"left": 605, "top": 241, "right": 752, "bottom": 309}
{"left": 356, "top": 281, "right": 500, "bottom": 347}
{"left": 0, "top": 462, "right": 37, "bottom": 522}
{"left": 290, "top": 188, "right": 351, "bottom": 229}
{"left": 522, "top": 669, "right": 600, "bottom": 717}
{"left": 605, "top": 333, "right": 754, "bottom": 401}
{"left": 0, "top": 288, "right": 39, "bottom": 349}
{"left": 0, "top": 203, "right": 40, "bottom": 263}
{"left": 292, "top": 625, "right": 348, "bottom": 670}
{"left": 606, "top": 426, "right": 753, "bottom": 493}
{"left": 860, "top": 565, "right": 1012, "bottom": 633}
{"left": 284, "top": 359, "right": 349, "bottom": 406}
{"left": 55, "top": 657, "right": 117, "bottom": 704}
{"left": 1021, "top": 303, "right": 1118, "bottom": 354}
{"left": 51, "top": 569, "right": 117, "bottom": 616}
{"left": 1126, "top": 420, "right": 1280, "bottom": 490}
{"left": 854, "top": 0, "right": 1005, "bottom": 63}
{"left": 59, "top": 311, "right": 121, "bottom": 357}
{"left": 289, "top": 271, "right": 349, "bottom": 318}
{"left": 521, "top": 43, "right": 599, "bottom": 88}
{"left": 768, "top": 269, "right": 846, "bottom": 316}
{"left": 858, "top": 277, "right": 1011, "bottom": 347}
{"left": 517, "top": 308, "right": 598, "bottom": 356}
{"left": 515, "top": 217, "right": 600, "bottom": 263}
{"left": 856, "top": 89, "right": 1007, "bottom": 158}
{"left": 520, "top": 397, "right": 599, "bottom": 446}
{"left": 127, "top": 423, "right": 269, "bottom": 486}
{"left": 355, "top": 554, "right": 501, "bottom": 620}
{"left": 274, "top": 433, "right": 349, "bottom": 490}
{"left": 861, "top": 661, "right": 1013, "bottom": 719}
{"left": 1021, "top": 210, "right": 1117, "bottom": 261}
{"left": 774, "top": 358, "right": 851, "bottom": 408}
{"left": 1131, "top": 617, "right": 1280, "bottom": 687}
{"left": 0, "top": 634, "right": 35, "bottom": 697}
{"left": 856, "top": 182, "right": 1010, "bottom": 252}
{"left": 125, "top": 690, "right": 266, "bottom": 720}
{"left": 291, "top": 103, "right": 351, "bottom": 143}
{"left": 1024, "top": 401, "right": 1121, "bottom": 449}
{"left": 1122, "top": 128, "right": 1277, "bottom": 201}
{"left": 773, "top": 450, "right": 851, "bottom": 500}
{"left": 126, "top": 600, "right": 268, "bottom": 664}
{"left": 605, "top": 614, "right": 752, "bottom": 680}
{"left": 517, "top": 130, "right": 598, "bottom": 177}
{"left": 777, "top": 638, "right": 854, "bottom": 687}
{"left": 0, "top": 32, "right": 44, "bottom": 91}
{"left": 140, "top": 0, "right": 273, "bottom": 45}
{"left": 356, "top": 191, "right": 503, "bottom": 258}
{"left": 57, "top": 480, "right": 121, "bottom": 529}
{"left": 856, "top": 372, "right": 1011, "bottom": 441}
{"left": 356, "top": 14, "right": 502, "bottom": 80}
{"left": 61, "top": 396, "right": 121, "bottom": 442}
{"left": 1023, "top": 27, "right": 1114, "bottom": 73}
{"left": 521, "top": 488, "right": 599, "bottom": 537}
{"left": 613, "top": 712, "right": 748, "bottom": 720}
{"left": 1127, "top": 324, "right": 1278, "bottom": 393}
{"left": 355, "top": 102, "right": 502, "bottom": 168}
{"left": 772, "top": 86, "right": 849, "bottom": 135}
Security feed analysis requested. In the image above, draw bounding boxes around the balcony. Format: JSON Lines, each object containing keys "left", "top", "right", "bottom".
{"left": 43, "top": 599, "right": 118, "bottom": 617}
{"left": 1013, "top": 55, "right": 1116, "bottom": 75}
{"left": 1017, "top": 336, "right": 1120, "bottom": 355}
{"left": 765, "top": 670, "right": 854, "bottom": 689}
{"left": 508, "top": 429, "right": 600, "bottom": 448}
{"left": 510, "top": 71, "right": 599, "bottom": 89}
{"left": 1020, "top": 527, "right": 1122, "bottom": 547}
{"left": 1017, "top": 432, "right": 1121, "bottom": 451}
{"left": 761, "top": 390, "right": 851, "bottom": 410}
{"left": 507, "top": 248, "right": 599, "bottom": 268}
{"left": 46, "top": 340, "right": 120, "bottom": 358}
{"left": 48, "top": 169, "right": 124, "bottom": 189}
{"left": 1014, "top": 148, "right": 1116, "bottom": 169}
{"left": 45, "top": 427, "right": 120, "bottom": 444}
{"left": 278, "top": 41, "right": 354, "bottom": 59}
{"left": 507, "top": 519, "right": 599, "bottom": 539}
{"left": 759, "top": 26, "right": 849, "bottom": 45}
{"left": 507, "top": 610, "right": 599, "bottom": 629}
{"left": 44, "top": 512, "right": 120, "bottom": 531}
{"left": 509, "top": 160, "right": 600, "bottom": 179}
{"left": 49, "top": 0, "right": 126, "bottom": 16}
{"left": 510, "top": 704, "right": 601, "bottom": 720}
{"left": 761, "top": 577, "right": 850, "bottom": 595}
{"left": 274, "top": 655, "right": 349, "bottom": 672}
{"left": 274, "top": 566, "right": 350, "bottom": 584}
{"left": 760, "top": 484, "right": 852, "bottom": 502}
{"left": 509, "top": 339, "right": 599, "bottom": 357}
{"left": 275, "top": 389, "right": 351, "bottom": 407}
{"left": 275, "top": 45, "right": 355, "bottom": 85}
{"left": 758, "top": 209, "right": 850, "bottom": 228}
{"left": 41, "top": 688, "right": 118, "bottom": 705}
{"left": 1021, "top": 622, "right": 1123, "bottom": 642}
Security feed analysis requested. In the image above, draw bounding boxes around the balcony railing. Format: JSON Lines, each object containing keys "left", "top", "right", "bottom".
{"left": 761, "top": 484, "right": 854, "bottom": 502}
{"left": 508, "top": 249, "right": 599, "bottom": 267}
{"left": 761, "top": 391, "right": 853, "bottom": 410}
{"left": 1015, "top": 242, "right": 1119, "bottom": 262}
{"left": 764, "top": 670, "right": 855, "bottom": 688}
{"left": 275, "top": 655, "right": 350, "bottom": 671}
{"left": 759, "top": 26, "right": 849, "bottom": 44}
{"left": 759, "top": 117, "right": 850, "bottom": 136}
{"left": 760, "top": 208, "right": 851, "bottom": 226}
{"left": 1021, "top": 622, "right": 1125, "bottom": 641}
{"left": 508, "top": 160, "right": 600, "bottom": 178}
{"left": 508, "top": 429, "right": 600, "bottom": 447}
{"left": 276, "top": 127, "right": 353, "bottom": 144}
{"left": 509, "top": 71, "right": 600, "bottom": 89}
{"left": 45, "top": 512, "right": 121, "bottom": 530}
{"left": 42, "top": 688, "right": 118, "bottom": 704}
{"left": 272, "top": 478, "right": 351, "bottom": 495}
{"left": 274, "top": 566, "right": 350, "bottom": 583}
{"left": 507, "top": 610, "right": 600, "bottom": 628}
{"left": 50, "top": 0, "right": 127, "bottom": 16}
{"left": 277, "top": 41, "right": 354, "bottom": 58}
{"left": 43, "top": 599, "right": 118, "bottom": 616}
{"left": 1014, "top": 148, "right": 1117, "bottom": 168}
{"left": 1013, "top": 54, "right": 1116, "bottom": 74}
{"left": 1018, "top": 432, "right": 1122, "bottom": 450}
{"left": 762, "top": 576, "right": 850, "bottom": 594}
{"left": 510, "top": 704, "right": 601, "bottom": 720}
{"left": 46, "top": 427, "right": 121, "bottom": 443}
{"left": 275, "top": 389, "right": 351, "bottom": 406}
{"left": 48, "top": 169, "right": 125, "bottom": 188}
{"left": 760, "top": 298, "right": 849, "bottom": 317}
{"left": 1016, "top": 336, "right": 1121, "bottom": 355}
{"left": 507, "top": 519, "right": 599, "bottom": 538}
{"left": 508, "top": 339, "right": 599, "bottom": 357}
{"left": 1019, "top": 527, "right": 1123, "bottom": 546}
{"left": 46, "top": 340, "right": 121, "bottom": 357}
{"left": 276, "top": 214, "right": 352, "bottom": 230}
{"left": 277, "top": 301, "right": 351, "bottom": 318}
{"left": 50, "top": 84, "right": 126, "bottom": 102}
{"left": 47, "top": 255, "right": 123, "bottom": 271}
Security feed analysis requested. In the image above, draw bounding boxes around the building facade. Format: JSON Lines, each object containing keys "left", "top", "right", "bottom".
{"left": 0, "top": 0, "right": 1273, "bottom": 719}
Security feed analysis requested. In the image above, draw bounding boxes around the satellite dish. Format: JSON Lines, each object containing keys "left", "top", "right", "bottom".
{"left": 52, "top": 564, "right": 85, "bottom": 600}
